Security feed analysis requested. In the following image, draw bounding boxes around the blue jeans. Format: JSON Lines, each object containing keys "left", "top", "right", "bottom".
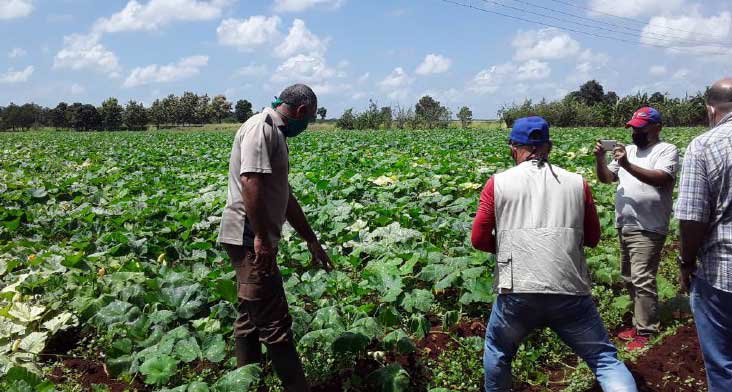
{"left": 483, "top": 294, "right": 637, "bottom": 392}
{"left": 690, "top": 277, "right": 732, "bottom": 391}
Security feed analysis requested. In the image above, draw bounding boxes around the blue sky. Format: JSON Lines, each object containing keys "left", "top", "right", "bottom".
{"left": 1, "top": 0, "right": 731, "bottom": 118}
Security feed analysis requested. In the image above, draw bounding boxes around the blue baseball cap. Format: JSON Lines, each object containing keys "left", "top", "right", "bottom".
{"left": 626, "top": 107, "right": 662, "bottom": 128}
{"left": 510, "top": 116, "right": 551, "bottom": 146}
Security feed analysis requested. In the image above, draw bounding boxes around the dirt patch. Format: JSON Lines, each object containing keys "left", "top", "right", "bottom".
{"left": 48, "top": 358, "right": 146, "bottom": 392}
{"left": 628, "top": 322, "right": 707, "bottom": 391}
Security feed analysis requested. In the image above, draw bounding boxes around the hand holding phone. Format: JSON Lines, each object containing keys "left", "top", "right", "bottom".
{"left": 600, "top": 139, "right": 617, "bottom": 151}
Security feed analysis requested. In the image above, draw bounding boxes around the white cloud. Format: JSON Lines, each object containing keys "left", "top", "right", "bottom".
{"left": 672, "top": 68, "right": 689, "bottom": 80}
{"left": 421, "top": 88, "right": 461, "bottom": 103}
{"left": 271, "top": 54, "right": 336, "bottom": 84}
{"left": 0, "top": 0, "right": 33, "bottom": 20}
{"left": 54, "top": 33, "right": 121, "bottom": 76}
{"left": 641, "top": 12, "right": 732, "bottom": 57}
{"left": 379, "top": 67, "right": 413, "bottom": 89}
{"left": 275, "top": 19, "right": 328, "bottom": 58}
{"left": 358, "top": 72, "right": 370, "bottom": 83}
{"left": 69, "top": 83, "right": 85, "bottom": 95}
{"left": 468, "top": 63, "right": 513, "bottom": 95}
{"left": 378, "top": 67, "right": 414, "bottom": 101}
{"left": 649, "top": 65, "right": 667, "bottom": 76}
{"left": 8, "top": 48, "right": 26, "bottom": 58}
{"left": 123, "top": 55, "right": 208, "bottom": 87}
{"left": 309, "top": 82, "right": 351, "bottom": 96}
{"left": 351, "top": 91, "right": 367, "bottom": 100}
{"left": 217, "top": 15, "right": 282, "bottom": 51}
{"left": 273, "top": 0, "right": 344, "bottom": 13}
{"left": 574, "top": 49, "right": 609, "bottom": 78}
{"left": 93, "top": 0, "right": 230, "bottom": 33}
{"left": 415, "top": 53, "right": 452, "bottom": 75}
{"left": 588, "top": 0, "right": 684, "bottom": 18}
{"left": 235, "top": 63, "right": 268, "bottom": 77}
{"left": 516, "top": 60, "right": 551, "bottom": 81}
{"left": 512, "top": 28, "right": 580, "bottom": 61}
{"left": 0, "top": 66, "right": 33, "bottom": 83}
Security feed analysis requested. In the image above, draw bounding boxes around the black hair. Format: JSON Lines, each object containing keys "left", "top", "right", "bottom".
{"left": 279, "top": 84, "right": 317, "bottom": 108}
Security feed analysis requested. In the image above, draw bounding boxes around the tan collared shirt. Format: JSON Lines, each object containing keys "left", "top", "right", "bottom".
{"left": 218, "top": 108, "right": 290, "bottom": 246}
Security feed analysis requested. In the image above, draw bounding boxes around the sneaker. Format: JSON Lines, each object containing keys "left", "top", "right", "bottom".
{"left": 617, "top": 327, "right": 637, "bottom": 341}
{"left": 626, "top": 335, "right": 649, "bottom": 351}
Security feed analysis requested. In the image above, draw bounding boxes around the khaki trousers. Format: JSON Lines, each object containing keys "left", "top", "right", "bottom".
{"left": 618, "top": 229, "right": 666, "bottom": 335}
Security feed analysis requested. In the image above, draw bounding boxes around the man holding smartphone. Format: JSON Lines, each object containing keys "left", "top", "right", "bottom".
{"left": 594, "top": 107, "right": 679, "bottom": 350}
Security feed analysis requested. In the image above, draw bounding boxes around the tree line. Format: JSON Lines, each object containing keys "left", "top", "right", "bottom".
{"left": 336, "top": 96, "right": 474, "bottom": 130}
{"left": 499, "top": 80, "right": 708, "bottom": 128}
{"left": 0, "top": 93, "right": 258, "bottom": 131}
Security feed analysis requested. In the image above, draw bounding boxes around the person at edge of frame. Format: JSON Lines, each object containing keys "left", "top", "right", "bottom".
{"left": 472, "top": 116, "right": 638, "bottom": 392}
{"left": 676, "top": 77, "right": 732, "bottom": 392}
{"left": 217, "top": 83, "right": 334, "bottom": 392}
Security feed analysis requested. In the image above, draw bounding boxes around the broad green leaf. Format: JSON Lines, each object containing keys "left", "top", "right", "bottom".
{"left": 174, "top": 337, "right": 201, "bottom": 363}
{"left": 332, "top": 332, "right": 370, "bottom": 355}
{"left": 42, "top": 312, "right": 78, "bottom": 334}
{"left": 139, "top": 355, "right": 178, "bottom": 385}
{"left": 213, "top": 364, "right": 261, "bottom": 392}
{"left": 214, "top": 279, "right": 237, "bottom": 304}
{"left": 400, "top": 289, "right": 434, "bottom": 313}
{"left": 366, "top": 364, "right": 410, "bottom": 392}
{"left": 8, "top": 303, "right": 45, "bottom": 323}
{"left": 202, "top": 334, "right": 226, "bottom": 363}
{"left": 18, "top": 332, "right": 47, "bottom": 354}
{"left": 407, "top": 314, "right": 430, "bottom": 339}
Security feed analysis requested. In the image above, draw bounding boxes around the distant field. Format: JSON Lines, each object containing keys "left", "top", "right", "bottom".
{"left": 0, "top": 127, "right": 707, "bottom": 391}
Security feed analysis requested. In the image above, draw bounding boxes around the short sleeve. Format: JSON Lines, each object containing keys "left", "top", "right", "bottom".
{"left": 607, "top": 159, "right": 620, "bottom": 176}
{"left": 675, "top": 141, "right": 710, "bottom": 223}
{"left": 654, "top": 144, "right": 680, "bottom": 178}
{"left": 239, "top": 120, "right": 277, "bottom": 175}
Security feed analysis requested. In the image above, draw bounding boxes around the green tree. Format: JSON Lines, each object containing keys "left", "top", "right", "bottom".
{"left": 415, "top": 95, "right": 450, "bottom": 129}
{"left": 317, "top": 107, "right": 327, "bottom": 120}
{"left": 194, "top": 94, "right": 213, "bottom": 124}
{"left": 100, "top": 97, "right": 123, "bottom": 131}
{"left": 124, "top": 101, "right": 148, "bottom": 131}
{"left": 179, "top": 92, "right": 198, "bottom": 126}
{"left": 336, "top": 108, "right": 355, "bottom": 130}
{"left": 649, "top": 92, "right": 666, "bottom": 105}
{"left": 149, "top": 99, "right": 166, "bottom": 129}
{"left": 573, "top": 80, "right": 606, "bottom": 106}
{"left": 68, "top": 103, "right": 101, "bottom": 131}
{"left": 234, "top": 99, "right": 253, "bottom": 123}
{"left": 162, "top": 94, "right": 180, "bottom": 126}
{"left": 457, "top": 106, "right": 473, "bottom": 128}
{"left": 379, "top": 106, "right": 392, "bottom": 129}
{"left": 211, "top": 95, "right": 233, "bottom": 123}
{"left": 50, "top": 102, "right": 69, "bottom": 130}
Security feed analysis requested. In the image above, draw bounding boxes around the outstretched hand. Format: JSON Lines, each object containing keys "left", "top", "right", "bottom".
{"left": 307, "top": 240, "right": 333, "bottom": 272}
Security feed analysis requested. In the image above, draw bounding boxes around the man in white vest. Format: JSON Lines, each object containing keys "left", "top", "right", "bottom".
{"left": 472, "top": 116, "right": 637, "bottom": 391}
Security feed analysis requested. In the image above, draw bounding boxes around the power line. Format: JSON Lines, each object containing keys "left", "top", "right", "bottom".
{"left": 509, "top": 0, "right": 732, "bottom": 47}
{"left": 548, "top": 0, "right": 731, "bottom": 41}
{"left": 477, "top": 0, "right": 731, "bottom": 49}
{"left": 439, "top": 0, "right": 729, "bottom": 56}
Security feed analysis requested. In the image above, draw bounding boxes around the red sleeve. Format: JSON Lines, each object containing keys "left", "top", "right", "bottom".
{"left": 471, "top": 177, "right": 496, "bottom": 253}
{"left": 583, "top": 180, "right": 601, "bottom": 248}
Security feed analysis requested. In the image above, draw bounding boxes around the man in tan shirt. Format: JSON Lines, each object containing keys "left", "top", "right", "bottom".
{"left": 218, "top": 84, "right": 332, "bottom": 392}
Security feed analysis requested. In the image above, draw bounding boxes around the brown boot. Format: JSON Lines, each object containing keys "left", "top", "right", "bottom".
{"left": 266, "top": 340, "right": 309, "bottom": 392}
{"left": 235, "top": 335, "right": 262, "bottom": 368}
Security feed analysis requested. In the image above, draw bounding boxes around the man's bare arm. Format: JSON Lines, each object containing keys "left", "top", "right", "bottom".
{"left": 241, "top": 174, "right": 275, "bottom": 245}
{"left": 285, "top": 189, "right": 317, "bottom": 243}
{"left": 678, "top": 220, "right": 708, "bottom": 293}
{"left": 622, "top": 164, "right": 674, "bottom": 187}
{"left": 593, "top": 141, "right": 617, "bottom": 184}
{"left": 286, "top": 189, "right": 333, "bottom": 271}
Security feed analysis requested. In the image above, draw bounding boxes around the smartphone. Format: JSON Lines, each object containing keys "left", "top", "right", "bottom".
{"left": 600, "top": 139, "right": 617, "bottom": 151}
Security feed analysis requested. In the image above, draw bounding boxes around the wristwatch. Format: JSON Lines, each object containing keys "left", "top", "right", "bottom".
{"left": 676, "top": 255, "right": 695, "bottom": 268}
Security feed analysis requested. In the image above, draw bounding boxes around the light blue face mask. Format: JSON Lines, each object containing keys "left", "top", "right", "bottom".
{"left": 271, "top": 98, "right": 311, "bottom": 138}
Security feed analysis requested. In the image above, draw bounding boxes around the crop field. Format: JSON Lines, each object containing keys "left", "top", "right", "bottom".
{"left": 0, "top": 127, "right": 708, "bottom": 391}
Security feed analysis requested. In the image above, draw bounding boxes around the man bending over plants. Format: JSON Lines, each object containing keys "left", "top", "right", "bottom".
{"left": 217, "top": 84, "right": 333, "bottom": 392}
{"left": 472, "top": 116, "right": 637, "bottom": 391}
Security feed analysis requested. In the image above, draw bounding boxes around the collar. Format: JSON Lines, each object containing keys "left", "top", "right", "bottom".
{"left": 717, "top": 112, "right": 732, "bottom": 127}
{"left": 265, "top": 107, "right": 286, "bottom": 129}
